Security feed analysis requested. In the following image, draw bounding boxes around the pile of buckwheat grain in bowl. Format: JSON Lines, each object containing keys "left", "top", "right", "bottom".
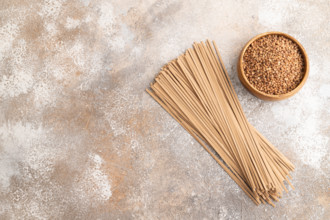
{"left": 242, "top": 34, "right": 305, "bottom": 95}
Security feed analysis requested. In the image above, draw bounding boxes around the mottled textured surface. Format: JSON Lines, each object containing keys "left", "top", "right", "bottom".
{"left": 0, "top": 0, "right": 329, "bottom": 219}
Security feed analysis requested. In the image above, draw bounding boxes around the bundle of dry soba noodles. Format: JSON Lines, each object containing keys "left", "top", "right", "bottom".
{"left": 146, "top": 40, "right": 294, "bottom": 206}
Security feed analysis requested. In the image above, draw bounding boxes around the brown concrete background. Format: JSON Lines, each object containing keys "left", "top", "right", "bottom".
{"left": 0, "top": 0, "right": 329, "bottom": 219}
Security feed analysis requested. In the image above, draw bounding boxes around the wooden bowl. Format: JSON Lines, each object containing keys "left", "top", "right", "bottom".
{"left": 237, "top": 32, "right": 309, "bottom": 101}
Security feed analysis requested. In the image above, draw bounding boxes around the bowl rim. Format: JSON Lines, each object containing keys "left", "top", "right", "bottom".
{"left": 238, "top": 31, "right": 309, "bottom": 100}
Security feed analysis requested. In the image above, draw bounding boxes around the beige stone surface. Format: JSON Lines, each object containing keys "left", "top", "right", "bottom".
{"left": 0, "top": 0, "right": 329, "bottom": 219}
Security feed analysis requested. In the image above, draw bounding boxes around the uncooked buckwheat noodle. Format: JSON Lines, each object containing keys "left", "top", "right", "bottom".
{"left": 146, "top": 40, "right": 294, "bottom": 206}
